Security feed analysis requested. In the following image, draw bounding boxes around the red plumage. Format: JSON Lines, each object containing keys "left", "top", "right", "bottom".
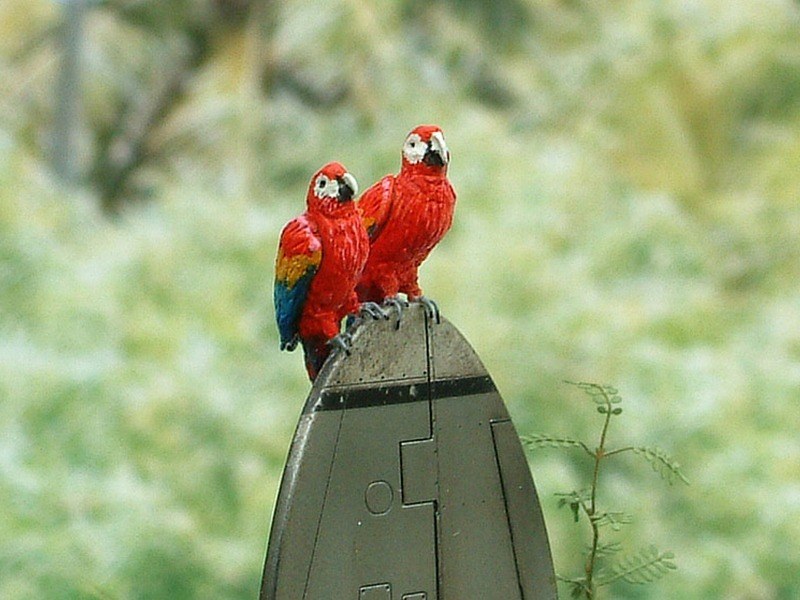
{"left": 274, "top": 162, "right": 368, "bottom": 380}
{"left": 356, "top": 125, "right": 456, "bottom": 302}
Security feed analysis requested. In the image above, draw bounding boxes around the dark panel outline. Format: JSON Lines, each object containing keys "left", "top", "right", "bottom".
{"left": 314, "top": 375, "right": 496, "bottom": 412}
{"left": 490, "top": 418, "right": 526, "bottom": 600}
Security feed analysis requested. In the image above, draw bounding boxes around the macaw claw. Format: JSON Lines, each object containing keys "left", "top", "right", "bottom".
{"left": 416, "top": 296, "right": 441, "bottom": 324}
{"left": 359, "top": 302, "right": 389, "bottom": 320}
{"left": 327, "top": 332, "right": 354, "bottom": 356}
{"left": 382, "top": 295, "right": 409, "bottom": 330}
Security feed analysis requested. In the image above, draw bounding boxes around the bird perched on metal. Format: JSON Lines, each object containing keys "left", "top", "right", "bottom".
{"left": 274, "top": 162, "right": 381, "bottom": 380}
{"left": 356, "top": 125, "right": 456, "bottom": 322}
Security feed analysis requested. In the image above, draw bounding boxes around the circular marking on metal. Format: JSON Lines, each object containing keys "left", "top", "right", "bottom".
{"left": 365, "top": 480, "right": 393, "bottom": 515}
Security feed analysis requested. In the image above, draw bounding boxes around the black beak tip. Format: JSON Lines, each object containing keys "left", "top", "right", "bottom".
{"left": 337, "top": 179, "right": 355, "bottom": 203}
{"left": 423, "top": 149, "right": 446, "bottom": 167}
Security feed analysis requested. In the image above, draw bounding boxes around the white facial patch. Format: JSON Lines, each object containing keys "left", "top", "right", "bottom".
{"left": 403, "top": 133, "right": 427, "bottom": 164}
{"left": 314, "top": 174, "right": 340, "bottom": 199}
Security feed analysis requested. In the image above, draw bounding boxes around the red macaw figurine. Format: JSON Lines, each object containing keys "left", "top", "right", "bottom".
{"left": 274, "top": 162, "right": 382, "bottom": 380}
{"left": 356, "top": 125, "right": 456, "bottom": 321}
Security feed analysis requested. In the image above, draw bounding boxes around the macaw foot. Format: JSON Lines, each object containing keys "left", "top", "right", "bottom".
{"left": 382, "top": 295, "right": 409, "bottom": 330}
{"left": 359, "top": 301, "right": 389, "bottom": 320}
{"left": 327, "top": 332, "right": 353, "bottom": 356}
{"left": 415, "top": 295, "right": 441, "bottom": 324}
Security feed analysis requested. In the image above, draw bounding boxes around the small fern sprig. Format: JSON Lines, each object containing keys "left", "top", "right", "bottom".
{"left": 556, "top": 544, "right": 676, "bottom": 598}
{"left": 557, "top": 574, "right": 592, "bottom": 599}
{"left": 632, "top": 446, "right": 689, "bottom": 485}
{"left": 590, "top": 511, "right": 633, "bottom": 530}
{"left": 522, "top": 434, "right": 592, "bottom": 456}
{"left": 591, "top": 542, "right": 622, "bottom": 558}
{"left": 595, "top": 545, "right": 677, "bottom": 586}
{"left": 525, "top": 381, "right": 687, "bottom": 599}
{"left": 554, "top": 489, "right": 592, "bottom": 522}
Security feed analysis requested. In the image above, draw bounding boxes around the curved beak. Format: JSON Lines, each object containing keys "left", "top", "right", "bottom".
{"left": 337, "top": 172, "right": 358, "bottom": 203}
{"left": 423, "top": 131, "right": 449, "bottom": 167}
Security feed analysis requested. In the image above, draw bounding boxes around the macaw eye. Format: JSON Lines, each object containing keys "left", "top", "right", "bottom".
{"left": 314, "top": 174, "right": 341, "bottom": 199}
{"left": 403, "top": 133, "right": 426, "bottom": 164}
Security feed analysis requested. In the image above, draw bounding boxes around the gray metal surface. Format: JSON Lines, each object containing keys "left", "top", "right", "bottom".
{"left": 260, "top": 305, "right": 557, "bottom": 600}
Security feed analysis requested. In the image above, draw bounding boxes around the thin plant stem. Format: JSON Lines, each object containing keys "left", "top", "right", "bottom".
{"left": 603, "top": 446, "right": 635, "bottom": 458}
{"left": 528, "top": 382, "right": 683, "bottom": 599}
{"left": 584, "top": 386, "right": 615, "bottom": 599}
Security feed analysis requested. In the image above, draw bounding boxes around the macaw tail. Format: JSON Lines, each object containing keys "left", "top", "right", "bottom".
{"left": 301, "top": 338, "right": 330, "bottom": 382}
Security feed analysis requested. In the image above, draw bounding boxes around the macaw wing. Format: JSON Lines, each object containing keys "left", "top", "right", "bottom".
{"left": 357, "top": 174, "right": 395, "bottom": 241}
{"left": 274, "top": 215, "right": 322, "bottom": 351}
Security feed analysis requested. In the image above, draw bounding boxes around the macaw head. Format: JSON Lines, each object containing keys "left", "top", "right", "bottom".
{"left": 306, "top": 162, "right": 359, "bottom": 216}
{"left": 400, "top": 125, "right": 450, "bottom": 174}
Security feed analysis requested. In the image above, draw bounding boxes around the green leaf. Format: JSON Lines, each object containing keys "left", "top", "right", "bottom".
{"left": 556, "top": 575, "right": 589, "bottom": 599}
{"left": 555, "top": 490, "right": 591, "bottom": 522}
{"left": 566, "top": 380, "right": 604, "bottom": 394}
{"left": 596, "top": 545, "right": 678, "bottom": 587}
{"left": 521, "top": 434, "right": 590, "bottom": 454}
{"left": 591, "top": 511, "right": 633, "bottom": 530}
{"left": 570, "top": 582, "right": 585, "bottom": 598}
{"left": 555, "top": 490, "right": 592, "bottom": 504}
{"left": 591, "top": 541, "right": 623, "bottom": 558}
{"left": 633, "top": 446, "right": 690, "bottom": 485}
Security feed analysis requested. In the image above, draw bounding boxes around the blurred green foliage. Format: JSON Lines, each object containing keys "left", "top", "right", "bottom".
{"left": 2, "top": 0, "right": 800, "bottom": 598}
